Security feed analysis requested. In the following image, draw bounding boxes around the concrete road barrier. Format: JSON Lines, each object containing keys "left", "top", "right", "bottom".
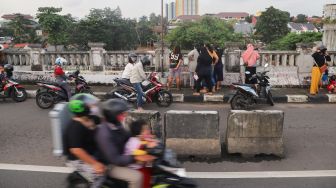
{"left": 126, "top": 110, "right": 162, "bottom": 139}
{"left": 165, "top": 110, "right": 221, "bottom": 158}
{"left": 226, "top": 110, "right": 285, "bottom": 157}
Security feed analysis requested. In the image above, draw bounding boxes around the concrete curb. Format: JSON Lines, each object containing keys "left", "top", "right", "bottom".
{"left": 26, "top": 90, "right": 336, "bottom": 104}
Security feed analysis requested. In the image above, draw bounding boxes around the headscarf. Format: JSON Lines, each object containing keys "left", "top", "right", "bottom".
{"left": 242, "top": 44, "right": 260, "bottom": 67}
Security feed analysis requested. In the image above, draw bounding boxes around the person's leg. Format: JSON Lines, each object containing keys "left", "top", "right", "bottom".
{"left": 133, "top": 83, "right": 144, "bottom": 110}
{"left": 109, "top": 166, "right": 143, "bottom": 188}
{"left": 205, "top": 74, "right": 213, "bottom": 94}
{"left": 60, "top": 82, "right": 72, "bottom": 101}
{"left": 193, "top": 75, "right": 202, "bottom": 95}
{"left": 66, "top": 160, "right": 104, "bottom": 188}
{"left": 167, "top": 69, "right": 173, "bottom": 90}
{"left": 310, "top": 67, "right": 320, "bottom": 95}
{"left": 190, "top": 72, "right": 195, "bottom": 89}
{"left": 175, "top": 69, "right": 181, "bottom": 90}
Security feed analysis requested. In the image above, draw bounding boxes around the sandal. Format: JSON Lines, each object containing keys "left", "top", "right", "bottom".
{"left": 193, "top": 92, "right": 200, "bottom": 96}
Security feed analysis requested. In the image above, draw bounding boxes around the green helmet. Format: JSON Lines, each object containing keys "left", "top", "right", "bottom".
{"left": 68, "top": 93, "right": 100, "bottom": 117}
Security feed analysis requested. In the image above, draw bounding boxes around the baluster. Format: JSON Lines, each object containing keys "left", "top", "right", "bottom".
{"left": 281, "top": 54, "right": 288, "bottom": 66}
{"left": 289, "top": 55, "right": 295, "bottom": 66}
{"left": 275, "top": 54, "right": 280, "bottom": 66}
{"left": 269, "top": 55, "right": 273, "bottom": 66}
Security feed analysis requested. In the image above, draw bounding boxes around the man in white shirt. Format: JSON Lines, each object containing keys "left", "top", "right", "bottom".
{"left": 122, "top": 53, "right": 137, "bottom": 80}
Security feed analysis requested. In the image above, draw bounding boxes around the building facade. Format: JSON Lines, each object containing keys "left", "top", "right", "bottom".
{"left": 175, "top": 0, "right": 199, "bottom": 17}
{"left": 166, "top": 1, "right": 176, "bottom": 21}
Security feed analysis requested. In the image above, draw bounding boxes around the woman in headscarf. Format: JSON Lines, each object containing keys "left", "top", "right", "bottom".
{"left": 310, "top": 45, "right": 330, "bottom": 95}
{"left": 242, "top": 44, "right": 260, "bottom": 84}
{"left": 193, "top": 46, "right": 214, "bottom": 95}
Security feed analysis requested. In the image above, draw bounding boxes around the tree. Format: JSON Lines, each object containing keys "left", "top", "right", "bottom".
{"left": 37, "top": 7, "right": 74, "bottom": 45}
{"left": 296, "top": 14, "right": 308, "bottom": 23}
{"left": 69, "top": 7, "right": 138, "bottom": 50}
{"left": 136, "top": 16, "right": 158, "bottom": 46}
{"left": 7, "top": 14, "right": 41, "bottom": 43}
{"left": 255, "top": 6, "right": 290, "bottom": 44}
{"left": 165, "top": 16, "right": 243, "bottom": 49}
{"left": 268, "top": 32, "right": 322, "bottom": 50}
{"left": 245, "top": 15, "right": 253, "bottom": 23}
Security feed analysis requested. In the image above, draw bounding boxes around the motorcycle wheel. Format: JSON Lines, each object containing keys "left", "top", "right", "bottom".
{"left": 267, "top": 91, "right": 275, "bottom": 106}
{"left": 230, "top": 93, "right": 249, "bottom": 110}
{"left": 12, "top": 88, "right": 27, "bottom": 102}
{"left": 156, "top": 90, "right": 173, "bottom": 107}
{"left": 36, "top": 92, "right": 54, "bottom": 109}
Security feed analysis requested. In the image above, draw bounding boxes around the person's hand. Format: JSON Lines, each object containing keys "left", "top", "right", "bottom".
{"left": 92, "top": 162, "right": 106, "bottom": 175}
{"left": 135, "top": 154, "right": 156, "bottom": 162}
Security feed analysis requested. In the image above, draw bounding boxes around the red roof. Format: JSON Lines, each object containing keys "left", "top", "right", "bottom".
{"left": 2, "top": 14, "right": 34, "bottom": 20}
{"left": 216, "top": 12, "right": 249, "bottom": 19}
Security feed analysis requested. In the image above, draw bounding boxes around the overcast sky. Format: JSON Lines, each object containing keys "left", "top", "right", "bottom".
{"left": 0, "top": 0, "right": 334, "bottom": 19}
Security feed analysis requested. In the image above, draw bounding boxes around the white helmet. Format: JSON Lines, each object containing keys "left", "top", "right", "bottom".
{"left": 0, "top": 45, "right": 4, "bottom": 51}
{"left": 55, "top": 57, "right": 67, "bottom": 66}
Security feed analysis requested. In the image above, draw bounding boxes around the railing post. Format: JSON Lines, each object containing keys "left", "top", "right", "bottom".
{"left": 88, "top": 42, "right": 106, "bottom": 71}
{"left": 27, "top": 44, "right": 43, "bottom": 71}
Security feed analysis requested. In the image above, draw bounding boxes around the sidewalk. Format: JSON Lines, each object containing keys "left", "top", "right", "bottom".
{"left": 24, "top": 85, "right": 336, "bottom": 103}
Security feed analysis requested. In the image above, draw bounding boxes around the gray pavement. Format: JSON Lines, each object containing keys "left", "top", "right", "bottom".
{"left": 0, "top": 99, "right": 336, "bottom": 187}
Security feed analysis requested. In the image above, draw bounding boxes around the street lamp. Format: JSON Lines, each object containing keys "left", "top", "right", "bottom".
{"left": 161, "top": 0, "right": 164, "bottom": 75}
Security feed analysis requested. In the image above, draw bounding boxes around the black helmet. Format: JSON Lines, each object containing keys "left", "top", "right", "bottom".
{"left": 4, "top": 64, "right": 13, "bottom": 71}
{"left": 101, "top": 99, "right": 130, "bottom": 124}
{"left": 128, "top": 53, "right": 138, "bottom": 64}
{"left": 141, "top": 56, "right": 151, "bottom": 66}
{"left": 68, "top": 93, "right": 100, "bottom": 117}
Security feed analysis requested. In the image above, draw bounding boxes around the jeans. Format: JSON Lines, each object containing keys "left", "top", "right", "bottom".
{"left": 58, "top": 81, "right": 71, "bottom": 101}
{"left": 133, "top": 83, "right": 145, "bottom": 108}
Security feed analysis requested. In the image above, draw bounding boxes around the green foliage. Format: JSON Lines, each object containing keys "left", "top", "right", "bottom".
{"left": 7, "top": 14, "right": 41, "bottom": 43}
{"left": 165, "top": 16, "right": 244, "bottom": 49}
{"left": 245, "top": 15, "right": 253, "bottom": 23}
{"left": 68, "top": 7, "right": 138, "bottom": 50}
{"left": 295, "top": 14, "right": 308, "bottom": 23}
{"left": 136, "top": 14, "right": 160, "bottom": 46}
{"left": 255, "top": 6, "right": 290, "bottom": 44}
{"left": 37, "top": 7, "right": 74, "bottom": 45}
{"left": 268, "top": 32, "right": 322, "bottom": 50}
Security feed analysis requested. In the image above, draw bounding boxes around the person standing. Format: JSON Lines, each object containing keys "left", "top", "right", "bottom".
{"left": 193, "top": 46, "right": 214, "bottom": 96}
{"left": 122, "top": 53, "right": 137, "bottom": 80}
{"left": 167, "top": 46, "right": 183, "bottom": 91}
{"left": 187, "top": 45, "right": 200, "bottom": 90}
{"left": 242, "top": 44, "right": 260, "bottom": 84}
{"left": 310, "top": 45, "right": 330, "bottom": 95}
{"left": 213, "top": 46, "right": 224, "bottom": 91}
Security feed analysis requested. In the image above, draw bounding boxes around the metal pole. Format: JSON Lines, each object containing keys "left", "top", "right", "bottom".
{"left": 161, "top": 0, "right": 164, "bottom": 75}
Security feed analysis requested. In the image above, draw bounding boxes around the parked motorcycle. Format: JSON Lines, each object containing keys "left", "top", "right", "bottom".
{"left": 0, "top": 78, "right": 27, "bottom": 102}
{"left": 229, "top": 64, "right": 274, "bottom": 110}
{"left": 36, "top": 70, "right": 93, "bottom": 109}
{"left": 106, "top": 72, "right": 173, "bottom": 107}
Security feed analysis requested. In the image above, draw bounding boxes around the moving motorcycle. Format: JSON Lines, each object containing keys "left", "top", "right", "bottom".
{"left": 0, "top": 78, "right": 27, "bottom": 102}
{"left": 106, "top": 72, "right": 173, "bottom": 107}
{"left": 36, "top": 70, "right": 93, "bottom": 109}
{"left": 67, "top": 144, "right": 197, "bottom": 188}
{"left": 229, "top": 64, "right": 274, "bottom": 110}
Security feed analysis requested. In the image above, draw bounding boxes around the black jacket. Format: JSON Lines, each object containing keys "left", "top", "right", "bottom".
{"left": 312, "top": 52, "right": 331, "bottom": 67}
{"left": 195, "top": 48, "right": 212, "bottom": 76}
{"left": 95, "top": 122, "right": 134, "bottom": 166}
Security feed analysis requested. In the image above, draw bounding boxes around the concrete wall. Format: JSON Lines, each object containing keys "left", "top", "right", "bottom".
{"left": 226, "top": 110, "right": 285, "bottom": 157}
{"left": 165, "top": 110, "right": 221, "bottom": 158}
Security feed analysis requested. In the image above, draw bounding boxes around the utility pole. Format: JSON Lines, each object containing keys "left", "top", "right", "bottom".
{"left": 161, "top": 0, "right": 164, "bottom": 75}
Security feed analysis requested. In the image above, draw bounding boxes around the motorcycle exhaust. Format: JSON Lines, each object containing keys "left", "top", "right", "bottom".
{"left": 114, "top": 92, "right": 128, "bottom": 101}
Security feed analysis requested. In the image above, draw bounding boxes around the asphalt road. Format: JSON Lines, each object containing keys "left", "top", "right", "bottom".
{"left": 0, "top": 99, "right": 336, "bottom": 187}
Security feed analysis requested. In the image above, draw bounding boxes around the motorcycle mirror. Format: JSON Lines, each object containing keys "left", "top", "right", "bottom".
{"left": 264, "top": 63, "right": 269, "bottom": 68}
{"left": 245, "top": 71, "right": 251, "bottom": 74}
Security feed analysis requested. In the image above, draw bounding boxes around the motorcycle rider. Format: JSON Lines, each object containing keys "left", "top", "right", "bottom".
{"left": 130, "top": 56, "right": 151, "bottom": 111}
{"left": 54, "top": 57, "right": 72, "bottom": 101}
{"left": 122, "top": 53, "right": 137, "bottom": 80}
{"left": 4, "top": 64, "right": 14, "bottom": 79}
{"left": 96, "top": 99, "right": 155, "bottom": 188}
{"left": 63, "top": 93, "right": 105, "bottom": 188}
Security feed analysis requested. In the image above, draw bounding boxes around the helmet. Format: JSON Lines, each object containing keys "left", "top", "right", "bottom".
{"left": 141, "top": 56, "right": 151, "bottom": 66}
{"left": 55, "top": 57, "right": 67, "bottom": 66}
{"left": 0, "top": 45, "right": 4, "bottom": 51}
{"left": 101, "top": 99, "right": 130, "bottom": 124}
{"left": 319, "top": 45, "right": 327, "bottom": 51}
{"left": 128, "top": 53, "right": 138, "bottom": 64}
{"left": 68, "top": 94, "right": 100, "bottom": 117}
{"left": 4, "top": 64, "right": 13, "bottom": 71}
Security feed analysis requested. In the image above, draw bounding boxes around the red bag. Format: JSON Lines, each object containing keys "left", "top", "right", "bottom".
{"left": 320, "top": 64, "right": 328, "bottom": 73}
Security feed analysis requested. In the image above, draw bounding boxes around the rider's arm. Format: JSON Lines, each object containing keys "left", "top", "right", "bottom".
{"left": 96, "top": 126, "right": 134, "bottom": 166}
{"left": 138, "top": 63, "right": 147, "bottom": 81}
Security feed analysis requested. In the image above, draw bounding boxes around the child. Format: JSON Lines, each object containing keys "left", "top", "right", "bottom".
{"left": 125, "top": 119, "right": 158, "bottom": 188}
{"left": 327, "top": 75, "right": 336, "bottom": 93}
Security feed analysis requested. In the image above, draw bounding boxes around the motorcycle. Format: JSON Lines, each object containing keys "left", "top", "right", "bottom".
{"left": 229, "top": 64, "right": 274, "bottom": 110}
{"left": 36, "top": 70, "right": 93, "bottom": 109}
{"left": 67, "top": 144, "right": 197, "bottom": 188}
{"left": 0, "top": 77, "right": 27, "bottom": 102}
{"left": 106, "top": 72, "right": 173, "bottom": 107}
